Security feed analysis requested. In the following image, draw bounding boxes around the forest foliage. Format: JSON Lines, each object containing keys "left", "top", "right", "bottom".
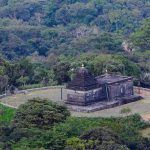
{"left": 0, "top": 98, "right": 150, "bottom": 150}
{"left": 0, "top": 0, "right": 149, "bottom": 90}
{"left": 0, "top": 50, "right": 150, "bottom": 93}
{"left": 0, "top": 0, "right": 149, "bottom": 58}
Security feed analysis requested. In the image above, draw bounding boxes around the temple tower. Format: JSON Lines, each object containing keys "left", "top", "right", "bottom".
{"left": 66, "top": 65, "right": 104, "bottom": 106}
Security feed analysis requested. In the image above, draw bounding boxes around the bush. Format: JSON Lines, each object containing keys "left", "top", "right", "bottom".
{"left": 120, "top": 107, "right": 132, "bottom": 115}
{"left": 18, "top": 84, "right": 44, "bottom": 90}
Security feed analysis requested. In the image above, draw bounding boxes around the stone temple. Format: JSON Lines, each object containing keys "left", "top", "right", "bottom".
{"left": 66, "top": 65, "right": 142, "bottom": 112}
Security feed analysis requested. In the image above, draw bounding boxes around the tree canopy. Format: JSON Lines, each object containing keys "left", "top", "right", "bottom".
{"left": 0, "top": 0, "right": 149, "bottom": 58}
{"left": 13, "top": 97, "right": 70, "bottom": 129}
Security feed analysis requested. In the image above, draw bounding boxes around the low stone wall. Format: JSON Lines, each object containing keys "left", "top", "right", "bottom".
{"left": 0, "top": 86, "right": 65, "bottom": 100}
{"left": 0, "top": 102, "right": 17, "bottom": 109}
{"left": 0, "top": 94, "right": 6, "bottom": 99}
{"left": 134, "top": 87, "right": 150, "bottom": 97}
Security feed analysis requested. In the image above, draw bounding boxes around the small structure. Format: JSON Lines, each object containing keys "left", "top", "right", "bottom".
{"left": 66, "top": 65, "right": 142, "bottom": 111}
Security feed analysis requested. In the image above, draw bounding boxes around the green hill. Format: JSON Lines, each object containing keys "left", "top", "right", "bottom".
{"left": 0, "top": 0, "right": 149, "bottom": 90}
{"left": 0, "top": 0, "right": 149, "bottom": 59}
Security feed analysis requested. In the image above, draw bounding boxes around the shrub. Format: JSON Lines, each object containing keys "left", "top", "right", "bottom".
{"left": 120, "top": 107, "right": 132, "bottom": 115}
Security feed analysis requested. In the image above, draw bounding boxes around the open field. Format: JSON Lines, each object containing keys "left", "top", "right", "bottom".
{"left": 0, "top": 88, "right": 150, "bottom": 119}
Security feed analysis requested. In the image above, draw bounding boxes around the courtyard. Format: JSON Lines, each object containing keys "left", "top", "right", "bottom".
{"left": 0, "top": 87, "right": 150, "bottom": 119}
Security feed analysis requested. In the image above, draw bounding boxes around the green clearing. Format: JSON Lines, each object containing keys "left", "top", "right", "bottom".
{"left": 0, "top": 104, "right": 16, "bottom": 122}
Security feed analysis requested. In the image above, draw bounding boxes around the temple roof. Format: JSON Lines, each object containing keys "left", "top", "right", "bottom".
{"left": 96, "top": 74, "right": 132, "bottom": 85}
{"left": 67, "top": 65, "right": 98, "bottom": 91}
{"left": 67, "top": 66, "right": 133, "bottom": 91}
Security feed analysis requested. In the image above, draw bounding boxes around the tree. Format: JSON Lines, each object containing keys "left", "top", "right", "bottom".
{"left": 16, "top": 76, "right": 29, "bottom": 87}
{"left": 53, "top": 62, "right": 71, "bottom": 85}
{"left": 13, "top": 97, "right": 70, "bottom": 129}
{"left": 66, "top": 127, "right": 129, "bottom": 150}
{"left": 0, "top": 75, "right": 8, "bottom": 93}
{"left": 140, "top": 72, "right": 150, "bottom": 88}
{"left": 131, "top": 19, "right": 150, "bottom": 51}
{"left": 95, "top": 32, "right": 123, "bottom": 52}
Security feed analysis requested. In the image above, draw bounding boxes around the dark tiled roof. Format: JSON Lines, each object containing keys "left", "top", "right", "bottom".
{"left": 96, "top": 74, "right": 132, "bottom": 85}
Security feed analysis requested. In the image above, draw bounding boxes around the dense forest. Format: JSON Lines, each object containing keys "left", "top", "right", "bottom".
{"left": 0, "top": 0, "right": 150, "bottom": 91}
{"left": 0, "top": 0, "right": 149, "bottom": 57}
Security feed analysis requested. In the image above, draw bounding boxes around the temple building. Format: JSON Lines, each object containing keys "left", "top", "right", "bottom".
{"left": 66, "top": 65, "right": 140, "bottom": 107}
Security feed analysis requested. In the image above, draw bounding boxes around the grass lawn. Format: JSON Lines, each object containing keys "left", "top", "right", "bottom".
{"left": 0, "top": 104, "right": 16, "bottom": 122}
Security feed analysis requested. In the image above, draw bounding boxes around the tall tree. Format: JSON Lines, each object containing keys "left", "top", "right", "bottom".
{"left": 131, "top": 19, "right": 150, "bottom": 51}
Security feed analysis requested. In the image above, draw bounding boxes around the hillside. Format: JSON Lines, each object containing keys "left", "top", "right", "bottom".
{"left": 0, "top": 0, "right": 149, "bottom": 59}
{"left": 0, "top": 0, "right": 149, "bottom": 91}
